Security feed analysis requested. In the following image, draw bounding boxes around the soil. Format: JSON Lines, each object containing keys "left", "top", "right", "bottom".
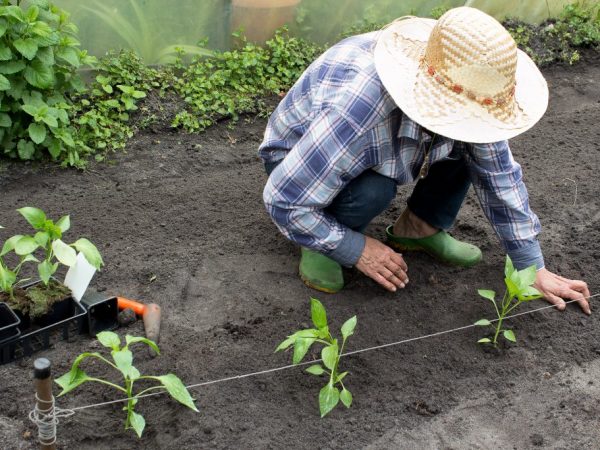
{"left": 1, "top": 50, "right": 600, "bottom": 450}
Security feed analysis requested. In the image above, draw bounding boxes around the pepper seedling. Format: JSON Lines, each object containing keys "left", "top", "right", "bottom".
{"left": 475, "top": 256, "right": 542, "bottom": 346}
{"left": 56, "top": 331, "right": 198, "bottom": 437}
{"left": 276, "top": 298, "right": 357, "bottom": 417}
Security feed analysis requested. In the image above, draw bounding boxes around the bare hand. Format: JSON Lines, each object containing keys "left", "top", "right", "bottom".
{"left": 534, "top": 268, "right": 591, "bottom": 315}
{"left": 355, "top": 236, "right": 408, "bottom": 292}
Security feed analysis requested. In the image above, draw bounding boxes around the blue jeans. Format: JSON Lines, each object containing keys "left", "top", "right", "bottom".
{"left": 264, "top": 151, "right": 470, "bottom": 232}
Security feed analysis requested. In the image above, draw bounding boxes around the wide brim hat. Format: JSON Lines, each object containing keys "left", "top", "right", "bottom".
{"left": 374, "top": 7, "right": 549, "bottom": 143}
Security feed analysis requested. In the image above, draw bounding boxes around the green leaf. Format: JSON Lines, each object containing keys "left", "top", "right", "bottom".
{"left": 306, "top": 364, "right": 326, "bottom": 375}
{"left": 340, "top": 388, "right": 353, "bottom": 408}
{"left": 26, "top": 5, "right": 39, "bottom": 22}
{"left": 56, "top": 46, "right": 80, "bottom": 67}
{"left": 504, "top": 255, "right": 515, "bottom": 278}
{"left": 28, "top": 122, "right": 46, "bottom": 144}
{"left": 56, "top": 215, "right": 70, "bottom": 233}
{"left": 18, "top": 207, "right": 46, "bottom": 229}
{"left": 0, "top": 60, "right": 26, "bottom": 74}
{"left": 24, "top": 59, "right": 55, "bottom": 89}
{"left": 0, "top": 73, "right": 9, "bottom": 90}
{"left": 477, "top": 289, "right": 496, "bottom": 301}
{"left": 125, "top": 335, "right": 160, "bottom": 355}
{"left": 0, "top": 19, "right": 6, "bottom": 38}
{"left": 0, "top": 264, "right": 16, "bottom": 291}
{"left": 321, "top": 343, "right": 338, "bottom": 371}
{"left": 55, "top": 367, "right": 92, "bottom": 396}
{"left": 292, "top": 336, "right": 316, "bottom": 364}
{"left": 275, "top": 335, "right": 296, "bottom": 352}
{"left": 150, "top": 374, "right": 198, "bottom": 412}
{"left": 15, "top": 236, "right": 38, "bottom": 255}
{"left": 518, "top": 286, "right": 542, "bottom": 301}
{"left": 0, "top": 43, "right": 11, "bottom": 60}
{"left": 17, "top": 140, "right": 35, "bottom": 160}
{"left": 503, "top": 329, "right": 516, "bottom": 343}
{"left": 129, "top": 411, "right": 145, "bottom": 438}
{"left": 72, "top": 238, "right": 104, "bottom": 269}
{"left": 0, "top": 6, "right": 24, "bottom": 22}
{"left": 310, "top": 297, "right": 327, "bottom": 329}
{"left": 38, "top": 260, "right": 56, "bottom": 284}
{"left": 517, "top": 265, "right": 537, "bottom": 288}
{"left": 52, "top": 239, "right": 76, "bottom": 266}
{"left": 341, "top": 315, "right": 357, "bottom": 340}
{"left": 474, "top": 319, "right": 492, "bottom": 326}
{"left": 1, "top": 235, "right": 23, "bottom": 256}
{"left": 319, "top": 383, "right": 340, "bottom": 417}
{"left": 36, "top": 46, "right": 54, "bottom": 66}
{"left": 112, "top": 348, "right": 134, "bottom": 378}
{"left": 14, "top": 38, "right": 38, "bottom": 60}
{"left": 477, "top": 338, "right": 492, "bottom": 344}
{"left": 97, "top": 331, "right": 121, "bottom": 350}
{"left": 0, "top": 112, "right": 11, "bottom": 127}
{"left": 336, "top": 371, "right": 348, "bottom": 383}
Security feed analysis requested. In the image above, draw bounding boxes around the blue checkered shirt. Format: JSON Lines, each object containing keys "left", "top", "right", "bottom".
{"left": 259, "top": 32, "right": 543, "bottom": 270}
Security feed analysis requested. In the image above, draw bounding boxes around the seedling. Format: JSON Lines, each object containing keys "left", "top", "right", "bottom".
{"left": 276, "top": 298, "right": 357, "bottom": 417}
{"left": 56, "top": 331, "right": 198, "bottom": 438}
{"left": 13, "top": 207, "right": 104, "bottom": 285}
{"left": 475, "top": 256, "right": 542, "bottom": 346}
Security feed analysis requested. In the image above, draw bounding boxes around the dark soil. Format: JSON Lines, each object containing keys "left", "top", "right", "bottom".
{"left": 1, "top": 51, "right": 599, "bottom": 449}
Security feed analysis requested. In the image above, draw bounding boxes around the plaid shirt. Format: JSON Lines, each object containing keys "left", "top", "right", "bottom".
{"left": 260, "top": 32, "right": 543, "bottom": 270}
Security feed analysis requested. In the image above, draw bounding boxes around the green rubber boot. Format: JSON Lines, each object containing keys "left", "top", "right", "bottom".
{"left": 386, "top": 226, "right": 482, "bottom": 268}
{"left": 299, "top": 247, "right": 344, "bottom": 294}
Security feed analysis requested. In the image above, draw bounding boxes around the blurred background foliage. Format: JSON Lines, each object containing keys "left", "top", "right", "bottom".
{"left": 27, "top": 0, "right": 595, "bottom": 64}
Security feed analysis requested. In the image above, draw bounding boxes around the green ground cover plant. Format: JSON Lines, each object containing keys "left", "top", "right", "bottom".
{"left": 276, "top": 298, "right": 357, "bottom": 417}
{"left": 0, "top": 0, "right": 92, "bottom": 166}
{"left": 56, "top": 331, "right": 198, "bottom": 438}
{"left": 475, "top": 256, "right": 542, "bottom": 346}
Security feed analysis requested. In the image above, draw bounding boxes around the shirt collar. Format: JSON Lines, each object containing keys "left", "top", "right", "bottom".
{"left": 397, "top": 111, "right": 455, "bottom": 157}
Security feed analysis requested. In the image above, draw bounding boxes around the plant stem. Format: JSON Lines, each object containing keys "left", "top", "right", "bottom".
{"left": 86, "top": 377, "right": 128, "bottom": 393}
{"left": 125, "top": 378, "right": 134, "bottom": 429}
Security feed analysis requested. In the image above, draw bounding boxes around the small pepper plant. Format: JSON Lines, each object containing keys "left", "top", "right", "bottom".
{"left": 56, "top": 331, "right": 198, "bottom": 438}
{"left": 276, "top": 298, "right": 357, "bottom": 417}
{"left": 475, "top": 256, "right": 542, "bottom": 346}
{"left": 0, "top": 207, "right": 103, "bottom": 317}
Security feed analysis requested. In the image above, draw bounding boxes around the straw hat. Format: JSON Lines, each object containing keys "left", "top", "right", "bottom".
{"left": 374, "top": 7, "right": 548, "bottom": 143}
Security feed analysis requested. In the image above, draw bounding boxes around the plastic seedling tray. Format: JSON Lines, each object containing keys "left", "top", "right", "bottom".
{"left": 0, "top": 281, "right": 87, "bottom": 365}
{"left": 0, "top": 302, "right": 21, "bottom": 344}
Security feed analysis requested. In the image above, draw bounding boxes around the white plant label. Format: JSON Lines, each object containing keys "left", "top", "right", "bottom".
{"left": 64, "top": 252, "right": 97, "bottom": 302}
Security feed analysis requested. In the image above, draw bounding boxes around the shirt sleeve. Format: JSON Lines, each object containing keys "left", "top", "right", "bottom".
{"left": 262, "top": 108, "right": 371, "bottom": 267}
{"left": 464, "top": 140, "right": 545, "bottom": 270}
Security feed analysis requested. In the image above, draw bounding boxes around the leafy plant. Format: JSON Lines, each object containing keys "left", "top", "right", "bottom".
{"left": 475, "top": 256, "right": 542, "bottom": 346}
{"left": 12, "top": 206, "right": 103, "bottom": 285}
{"left": 0, "top": 0, "right": 93, "bottom": 166}
{"left": 173, "top": 28, "right": 322, "bottom": 132}
{"left": 56, "top": 331, "right": 198, "bottom": 438}
{"left": 71, "top": 50, "right": 161, "bottom": 160}
{"left": 276, "top": 298, "right": 357, "bottom": 417}
{"left": 0, "top": 224, "right": 37, "bottom": 301}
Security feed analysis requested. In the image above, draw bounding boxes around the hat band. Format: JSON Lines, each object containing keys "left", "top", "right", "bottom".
{"left": 421, "top": 59, "right": 515, "bottom": 107}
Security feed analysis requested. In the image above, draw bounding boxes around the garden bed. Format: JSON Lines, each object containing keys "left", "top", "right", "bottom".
{"left": 0, "top": 50, "right": 599, "bottom": 449}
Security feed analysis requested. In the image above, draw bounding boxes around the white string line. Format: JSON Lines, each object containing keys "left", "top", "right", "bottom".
{"left": 67, "top": 292, "right": 600, "bottom": 412}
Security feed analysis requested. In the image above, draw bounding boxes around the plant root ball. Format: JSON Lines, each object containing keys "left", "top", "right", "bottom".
{"left": 118, "top": 308, "right": 137, "bottom": 327}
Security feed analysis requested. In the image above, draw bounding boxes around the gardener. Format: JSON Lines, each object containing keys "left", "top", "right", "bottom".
{"left": 259, "top": 7, "right": 591, "bottom": 314}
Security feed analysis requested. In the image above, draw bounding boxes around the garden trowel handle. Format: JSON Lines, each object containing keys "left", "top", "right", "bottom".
{"left": 117, "top": 297, "right": 162, "bottom": 358}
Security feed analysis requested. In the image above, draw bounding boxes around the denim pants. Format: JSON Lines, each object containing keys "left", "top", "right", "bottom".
{"left": 264, "top": 152, "right": 471, "bottom": 233}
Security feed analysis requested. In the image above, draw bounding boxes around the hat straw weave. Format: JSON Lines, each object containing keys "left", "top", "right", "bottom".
{"left": 374, "top": 7, "right": 549, "bottom": 143}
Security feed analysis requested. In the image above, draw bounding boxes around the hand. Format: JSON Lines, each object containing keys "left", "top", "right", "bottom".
{"left": 355, "top": 236, "right": 408, "bottom": 292}
{"left": 534, "top": 268, "right": 591, "bottom": 315}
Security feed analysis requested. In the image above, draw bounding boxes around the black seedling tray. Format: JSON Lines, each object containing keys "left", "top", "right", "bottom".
{"left": 0, "top": 303, "right": 20, "bottom": 344}
{"left": 0, "top": 297, "right": 86, "bottom": 365}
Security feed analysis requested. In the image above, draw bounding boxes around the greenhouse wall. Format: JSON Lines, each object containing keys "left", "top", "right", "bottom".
{"left": 47, "top": 0, "right": 585, "bottom": 65}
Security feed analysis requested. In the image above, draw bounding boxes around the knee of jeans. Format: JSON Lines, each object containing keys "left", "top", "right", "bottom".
{"left": 355, "top": 177, "right": 397, "bottom": 214}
